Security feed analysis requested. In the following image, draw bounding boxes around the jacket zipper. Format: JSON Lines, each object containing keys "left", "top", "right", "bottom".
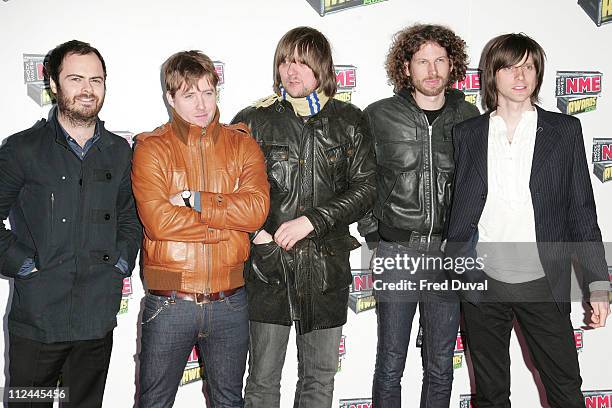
{"left": 50, "top": 193, "right": 55, "bottom": 236}
{"left": 199, "top": 127, "right": 212, "bottom": 294}
{"left": 426, "top": 123, "right": 435, "bottom": 250}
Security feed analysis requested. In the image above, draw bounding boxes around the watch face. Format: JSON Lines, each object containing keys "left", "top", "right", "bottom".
{"left": 181, "top": 190, "right": 191, "bottom": 199}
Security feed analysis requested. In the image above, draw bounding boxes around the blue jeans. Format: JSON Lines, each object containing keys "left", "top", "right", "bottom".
{"left": 372, "top": 240, "right": 460, "bottom": 408}
{"left": 138, "top": 288, "right": 249, "bottom": 408}
{"left": 244, "top": 322, "right": 342, "bottom": 408}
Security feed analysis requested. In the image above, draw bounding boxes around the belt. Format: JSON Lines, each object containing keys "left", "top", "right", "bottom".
{"left": 392, "top": 231, "right": 443, "bottom": 252}
{"left": 149, "top": 287, "right": 242, "bottom": 304}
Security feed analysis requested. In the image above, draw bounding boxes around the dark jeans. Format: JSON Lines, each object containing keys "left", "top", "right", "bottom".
{"left": 462, "top": 277, "right": 584, "bottom": 408}
{"left": 372, "top": 240, "right": 460, "bottom": 408}
{"left": 8, "top": 330, "right": 113, "bottom": 408}
{"left": 138, "top": 288, "right": 249, "bottom": 408}
{"left": 244, "top": 322, "right": 342, "bottom": 408}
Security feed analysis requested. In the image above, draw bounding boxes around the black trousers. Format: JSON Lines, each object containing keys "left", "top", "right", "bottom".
{"left": 462, "top": 277, "right": 584, "bottom": 408}
{"left": 8, "top": 330, "right": 113, "bottom": 408}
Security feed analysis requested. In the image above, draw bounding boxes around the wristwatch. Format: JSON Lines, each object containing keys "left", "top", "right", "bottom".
{"left": 181, "top": 190, "right": 192, "bottom": 208}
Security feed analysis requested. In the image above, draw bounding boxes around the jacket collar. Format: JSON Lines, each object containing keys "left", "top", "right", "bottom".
{"left": 466, "top": 105, "right": 559, "bottom": 187}
{"left": 396, "top": 87, "right": 467, "bottom": 111}
{"left": 170, "top": 108, "right": 221, "bottom": 145}
{"left": 48, "top": 105, "right": 112, "bottom": 151}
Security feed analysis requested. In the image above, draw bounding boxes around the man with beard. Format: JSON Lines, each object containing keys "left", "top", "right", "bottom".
{"left": 233, "top": 27, "right": 375, "bottom": 408}
{"left": 358, "top": 24, "right": 479, "bottom": 407}
{"left": 0, "top": 40, "right": 141, "bottom": 407}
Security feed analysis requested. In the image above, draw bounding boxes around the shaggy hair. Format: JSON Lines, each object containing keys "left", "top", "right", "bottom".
{"left": 385, "top": 24, "right": 468, "bottom": 92}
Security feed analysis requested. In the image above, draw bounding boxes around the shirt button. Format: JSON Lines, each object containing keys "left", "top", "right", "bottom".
{"left": 62, "top": 218, "right": 67, "bottom": 223}
{"left": 103, "top": 254, "right": 110, "bottom": 261}
{"left": 61, "top": 176, "right": 66, "bottom": 180}
{"left": 299, "top": 206, "right": 305, "bottom": 212}
{"left": 104, "top": 213, "right": 111, "bottom": 220}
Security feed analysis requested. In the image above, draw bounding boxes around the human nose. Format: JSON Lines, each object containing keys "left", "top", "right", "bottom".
{"left": 428, "top": 61, "right": 438, "bottom": 76}
{"left": 514, "top": 66, "right": 525, "bottom": 79}
{"left": 286, "top": 61, "right": 296, "bottom": 75}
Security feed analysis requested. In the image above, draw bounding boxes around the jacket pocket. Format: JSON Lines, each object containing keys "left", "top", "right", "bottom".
{"left": 145, "top": 241, "right": 189, "bottom": 269}
{"left": 250, "top": 242, "right": 288, "bottom": 286}
{"left": 262, "top": 144, "right": 290, "bottom": 193}
{"left": 325, "top": 143, "right": 352, "bottom": 193}
{"left": 319, "top": 235, "right": 361, "bottom": 294}
{"left": 222, "top": 231, "right": 250, "bottom": 266}
{"left": 383, "top": 170, "right": 421, "bottom": 211}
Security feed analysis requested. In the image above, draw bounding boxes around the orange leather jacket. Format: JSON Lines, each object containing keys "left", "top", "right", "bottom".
{"left": 132, "top": 109, "right": 269, "bottom": 293}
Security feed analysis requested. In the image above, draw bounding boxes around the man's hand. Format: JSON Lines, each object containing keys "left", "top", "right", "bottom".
{"left": 588, "top": 290, "right": 610, "bottom": 329}
{"left": 274, "top": 216, "right": 314, "bottom": 250}
{"left": 169, "top": 191, "right": 194, "bottom": 207}
{"left": 253, "top": 229, "right": 274, "bottom": 245}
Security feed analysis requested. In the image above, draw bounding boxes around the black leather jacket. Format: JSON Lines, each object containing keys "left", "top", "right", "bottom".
{"left": 358, "top": 89, "right": 479, "bottom": 250}
{"left": 233, "top": 98, "right": 376, "bottom": 334}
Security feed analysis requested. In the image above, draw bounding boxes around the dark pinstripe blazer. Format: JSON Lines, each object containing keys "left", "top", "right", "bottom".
{"left": 445, "top": 105, "right": 607, "bottom": 313}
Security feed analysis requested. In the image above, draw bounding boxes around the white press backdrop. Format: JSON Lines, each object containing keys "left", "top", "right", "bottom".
{"left": 1, "top": 0, "right": 611, "bottom": 406}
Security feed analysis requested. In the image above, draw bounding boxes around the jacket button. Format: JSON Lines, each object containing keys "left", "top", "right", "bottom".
{"left": 103, "top": 254, "right": 110, "bottom": 261}
{"left": 106, "top": 172, "right": 112, "bottom": 180}
{"left": 481, "top": 193, "right": 486, "bottom": 200}
{"left": 299, "top": 206, "right": 305, "bottom": 212}
{"left": 104, "top": 213, "right": 111, "bottom": 220}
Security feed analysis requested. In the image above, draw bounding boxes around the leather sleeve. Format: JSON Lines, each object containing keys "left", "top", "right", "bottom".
{"left": 198, "top": 132, "right": 270, "bottom": 232}
{"left": 304, "top": 112, "right": 377, "bottom": 238}
{"left": 132, "top": 136, "right": 224, "bottom": 243}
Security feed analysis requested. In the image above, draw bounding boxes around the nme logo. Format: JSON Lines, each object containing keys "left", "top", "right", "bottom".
{"left": 592, "top": 139, "right": 612, "bottom": 163}
{"left": 339, "top": 335, "right": 346, "bottom": 357}
{"left": 350, "top": 272, "right": 372, "bottom": 293}
{"left": 454, "top": 332, "right": 465, "bottom": 353}
{"left": 583, "top": 390, "right": 612, "bottom": 407}
{"left": 452, "top": 69, "right": 480, "bottom": 92}
{"left": 335, "top": 65, "right": 357, "bottom": 91}
{"left": 339, "top": 399, "right": 372, "bottom": 408}
{"left": 213, "top": 61, "right": 225, "bottom": 86}
{"left": 556, "top": 72, "right": 602, "bottom": 97}
{"left": 574, "top": 329, "right": 584, "bottom": 350}
{"left": 122, "top": 277, "right": 132, "bottom": 297}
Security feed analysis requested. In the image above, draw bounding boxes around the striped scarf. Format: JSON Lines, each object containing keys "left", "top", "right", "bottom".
{"left": 253, "top": 87, "right": 329, "bottom": 117}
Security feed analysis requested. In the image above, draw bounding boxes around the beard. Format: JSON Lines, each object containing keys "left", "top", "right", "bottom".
{"left": 411, "top": 75, "right": 448, "bottom": 97}
{"left": 56, "top": 86, "right": 104, "bottom": 128}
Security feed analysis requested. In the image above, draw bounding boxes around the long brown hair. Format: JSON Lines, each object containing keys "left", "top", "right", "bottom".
{"left": 273, "top": 27, "right": 337, "bottom": 97}
{"left": 481, "top": 33, "right": 546, "bottom": 111}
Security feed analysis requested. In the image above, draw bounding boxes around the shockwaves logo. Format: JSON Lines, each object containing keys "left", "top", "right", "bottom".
{"left": 555, "top": 71, "right": 603, "bottom": 115}
{"left": 338, "top": 335, "right": 347, "bottom": 371}
{"left": 335, "top": 65, "right": 357, "bottom": 103}
{"left": 307, "top": 0, "right": 387, "bottom": 16}
{"left": 118, "top": 277, "right": 133, "bottom": 315}
{"left": 181, "top": 346, "right": 205, "bottom": 386}
{"left": 579, "top": 0, "right": 612, "bottom": 26}
{"left": 339, "top": 398, "right": 372, "bottom": 408}
{"left": 452, "top": 68, "right": 481, "bottom": 106}
{"left": 23, "top": 53, "right": 55, "bottom": 106}
{"left": 348, "top": 270, "right": 375, "bottom": 313}
{"left": 459, "top": 394, "right": 475, "bottom": 407}
{"left": 583, "top": 390, "right": 612, "bottom": 407}
{"left": 592, "top": 138, "right": 612, "bottom": 183}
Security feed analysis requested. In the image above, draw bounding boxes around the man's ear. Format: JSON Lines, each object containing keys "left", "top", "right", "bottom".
{"left": 166, "top": 91, "right": 175, "bottom": 108}
{"left": 50, "top": 78, "right": 58, "bottom": 95}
